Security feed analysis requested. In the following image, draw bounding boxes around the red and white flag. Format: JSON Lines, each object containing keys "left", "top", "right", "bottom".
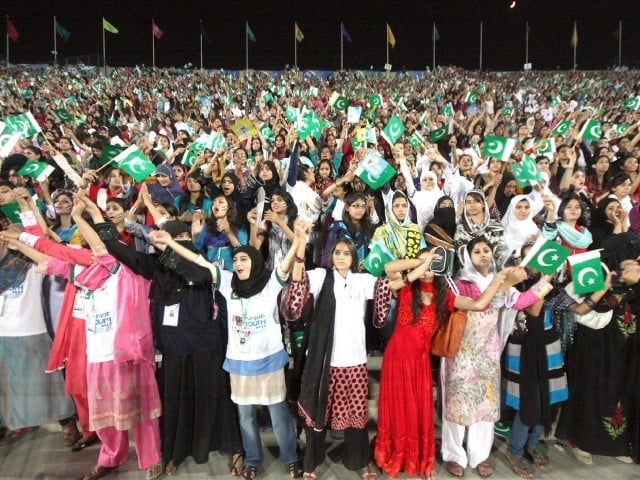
{"left": 152, "top": 19, "right": 163, "bottom": 40}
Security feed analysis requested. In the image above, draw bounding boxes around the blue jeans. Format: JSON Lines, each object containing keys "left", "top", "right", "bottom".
{"left": 237, "top": 401, "right": 299, "bottom": 467}
{"left": 507, "top": 411, "right": 543, "bottom": 457}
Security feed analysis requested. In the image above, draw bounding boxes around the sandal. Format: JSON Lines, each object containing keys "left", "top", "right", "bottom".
{"left": 146, "top": 461, "right": 163, "bottom": 480}
{"left": 525, "top": 446, "right": 549, "bottom": 468}
{"left": 241, "top": 465, "right": 258, "bottom": 480}
{"left": 444, "top": 461, "right": 464, "bottom": 477}
{"left": 1, "top": 427, "right": 33, "bottom": 443}
{"left": 359, "top": 463, "right": 378, "bottom": 480}
{"left": 230, "top": 450, "right": 245, "bottom": 476}
{"left": 81, "top": 465, "right": 118, "bottom": 480}
{"left": 71, "top": 433, "right": 99, "bottom": 452}
{"left": 302, "top": 472, "right": 318, "bottom": 480}
{"left": 476, "top": 460, "right": 494, "bottom": 478}
{"left": 288, "top": 460, "right": 303, "bottom": 478}
{"left": 62, "top": 421, "right": 82, "bottom": 446}
{"left": 165, "top": 461, "right": 177, "bottom": 476}
{"left": 505, "top": 453, "right": 533, "bottom": 479}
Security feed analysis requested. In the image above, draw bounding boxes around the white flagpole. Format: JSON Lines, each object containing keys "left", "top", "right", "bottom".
{"left": 200, "top": 20, "right": 203, "bottom": 69}
{"left": 386, "top": 23, "right": 389, "bottom": 66}
{"left": 525, "top": 21, "right": 529, "bottom": 65}
{"left": 572, "top": 21, "right": 577, "bottom": 69}
{"left": 102, "top": 21, "right": 106, "bottom": 76}
{"left": 6, "top": 15, "right": 10, "bottom": 66}
{"left": 340, "top": 22, "right": 344, "bottom": 70}
{"left": 479, "top": 21, "right": 483, "bottom": 70}
{"left": 53, "top": 16, "right": 58, "bottom": 65}
{"left": 294, "top": 22, "right": 297, "bottom": 67}
{"left": 432, "top": 22, "right": 436, "bottom": 71}
{"left": 618, "top": 20, "right": 622, "bottom": 66}
{"left": 245, "top": 21, "right": 249, "bottom": 72}
{"left": 152, "top": 20, "right": 156, "bottom": 69}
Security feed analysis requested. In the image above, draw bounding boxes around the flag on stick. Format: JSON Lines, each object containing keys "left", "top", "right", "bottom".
{"left": 482, "top": 135, "right": 516, "bottom": 161}
{"left": 386, "top": 23, "right": 396, "bottom": 47}
{"left": 381, "top": 115, "right": 406, "bottom": 145}
{"left": 355, "top": 151, "right": 396, "bottom": 190}
{"left": 295, "top": 22, "right": 304, "bottom": 42}
{"left": 55, "top": 19, "right": 70, "bottom": 42}
{"left": 7, "top": 18, "right": 19, "bottom": 42}
{"left": 624, "top": 97, "right": 640, "bottom": 111}
{"left": 246, "top": 22, "right": 256, "bottom": 42}
{"left": 200, "top": 21, "right": 210, "bottom": 43}
{"left": 578, "top": 118, "right": 602, "bottom": 141}
{"left": 571, "top": 21, "right": 578, "bottom": 47}
{"left": 552, "top": 119, "right": 573, "bottom": 136}
{"left": 152, "top": 19, "right": 164, "bottom": 40}
{"left": 433, "top": 24, "right": 440, "bottom": 41}
{"left": 512, "top": 155, "right": 543, "bottom": 187}
{"left": 521, "top": 236, "right": 571, "bottom": 275}
{"left": 17, "top": 161, "right": 55, "bottom": 182}
{"left": 103, "top": 17, "right": 118, "bottom": 34}
{"left": 113, "top": 146, "right": 156, "bottom": 182}
{"left": 568, "top": 250, "right": 605, "bottom": 295}
{"left": 341, "top": 23, "right": 352, "bottom": 43}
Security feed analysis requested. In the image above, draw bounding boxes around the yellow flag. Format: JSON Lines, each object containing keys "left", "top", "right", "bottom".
{"left": 103, "top": 17, "right": 119, "bottom": 34}
{"left": 386, "top": 23, "right": 396, "bottom": 48}
{"left": 571, "top": 21, "right": 578, "bottom": 47}
{"left": 295, "top": 22, "right": 304, "bottom": 42}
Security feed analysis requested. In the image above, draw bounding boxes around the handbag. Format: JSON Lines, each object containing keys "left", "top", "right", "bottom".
{"left": 431, "top": 309, "right": 467, "bottom": 358}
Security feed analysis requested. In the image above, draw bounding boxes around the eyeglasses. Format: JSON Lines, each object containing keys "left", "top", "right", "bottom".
{"left": 349, "top": 203, "right": 366, "bottom": 209}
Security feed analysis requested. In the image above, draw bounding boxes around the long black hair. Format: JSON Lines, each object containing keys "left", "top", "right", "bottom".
{"left": 409, "top": 248, "right": 449, "bottom": 327}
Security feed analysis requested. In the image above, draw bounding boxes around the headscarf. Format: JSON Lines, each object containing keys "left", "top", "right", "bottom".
{"left": 500, "top": 195, "right": 540, "bottom": 265}
{"left": 495, "top": 172, "right": 516, "bottom": 217}
{"left": 147, "top": 164, "right": 183, "bottom": 204}
{"left": 456, "top": 240, "right": 497, "bottom": 292}
{"left": 370, "top": 190, "right": 423, "bottom": 260}
{"left": 230, "top": 245, "right": 271, "bottom": 298}
{"left": 600, "top": 231, "right": 640, "bottom": 272}
{"left": 414, "top": 171, "right": 444, "bottom": 229}
{"left": 589, "top": 197, "right": 619, "bottom": 249}
{"left": 426, "top": 195, "right": 457, "bottom": 239}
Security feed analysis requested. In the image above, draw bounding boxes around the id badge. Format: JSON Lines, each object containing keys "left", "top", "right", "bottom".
{"left": 163, "top": 304, "right": 180, "bottom": 327}
{"left": 235, "top": 328, "right": 251, "bottom": 353}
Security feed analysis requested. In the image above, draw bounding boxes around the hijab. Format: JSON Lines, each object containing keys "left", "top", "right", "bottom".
{"left": 231, "top": 245, "right": 271, "bottom": 298}
{"left": 370, "top": 191, "right": 423, "bottom": 260}
{"left": 147, "top": 164, "right": 183, "bottom": 204}
{"left": 500, "top": 195, "right": 540, "bottom": 265}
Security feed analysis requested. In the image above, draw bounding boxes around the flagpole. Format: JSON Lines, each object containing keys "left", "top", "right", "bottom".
{"left": 340, "top": 22, "right": 344, "bottom": 70}
{"left": 102, "top": 21, "right": 106, "bottom": 76}
{"left": 385, "top": 24, "right": 389, "bottom": 67}
{"left": 6, "top": 15, "right": 9, "bottom": 67}
{"left": 618, "top": 20, "right": 622, "bottom": 66}
{"left": 53, "top": 16, "right": 58, "bottom": 65}
{"left": 572, "top": 21, "right": 577, "bottom": 70}
{"left": 525, "top": 21, "right": 529, "bottom": 65}
{"left": 200, "top": 19, "right": 203, "bottom": 69}
{"left": 152, "top": 19, "right": 156, "bottom": 69}
{"left": 294, "top": 22, "right": 297, "bottom": 68}
{"left": 479, "top": 21, "right": 483, "bottom": 70}
{"left": 245, "top": 21, "right": 249, "bottom": 72}
{"left": 432, "top": 22, "right": 436, "bottom": 71}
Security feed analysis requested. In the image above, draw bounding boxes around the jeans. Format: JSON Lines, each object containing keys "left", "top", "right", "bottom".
{"left": 237, "top": 401, "right": 299, "bottom": 467}
{"left": 507, "top": 411, "right": 543, "bottom": 458}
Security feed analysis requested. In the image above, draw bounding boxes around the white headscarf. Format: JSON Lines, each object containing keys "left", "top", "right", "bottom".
{"left": 414, "top": 171, "right": 444, "bottom": 230}
{"left": 500, "top": 195, "right": 541, "bottom": 265}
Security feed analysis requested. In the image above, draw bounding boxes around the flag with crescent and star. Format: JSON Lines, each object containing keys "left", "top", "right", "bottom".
{"left": 2, "top": 112, "right": 41, "bottom": 139}
{"left": 113, "top": 146, "right": 157, "bottom": 182}
{"left": 568, "top": 250, "right": 605, "bottom": 295}
{"left": 363, "top": 242, "right": 394, "bottom": 277}
{"left": 551, "top": 119, "right": 573, "bottom": 137}
{"left": 355, "top": 150, "right": 396, "bottom": 190}
{"left": 512, "top": 155, "right": 543, "bottom": 187}
{"left": 482, "top": 135, "right": 516, "bottom": 162}
{"left": 381, "top": 114, "right": 406, "bottom": 145}
{"left": 17, "top": 161, "right": 55, "bottom": 182}
{"left": 578, "top": 118, "right": 602, "bottom": 141}
{"left": 520, "top": 236, "right": 571, "bottom": 275}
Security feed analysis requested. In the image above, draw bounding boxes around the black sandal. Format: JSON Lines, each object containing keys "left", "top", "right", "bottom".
{"left": 230, "top": 450, "right": 245, "bottom": 476}
{"left": 241, "top": 465, "right": 257, "bottom": 480}
{"left": 288, "top": 460, "right": 303, "bottom": 478}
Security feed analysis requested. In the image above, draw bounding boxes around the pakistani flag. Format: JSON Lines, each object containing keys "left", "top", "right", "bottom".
{"left": 578, "top": 118, "right": 602, "bottom": 141}
{"left": 205, "top": 132, "right": 227, "bottom": 152}
{"left": 442, "top": 103, "right": 454, "bottom": 118}
{"left": 520, "top": 236, "right": 571, "bottom": 275}
{"left": 363, "top": 242, "right": 394, "bottom": 277}
{"left": 429, "top": 126, "right": 447, "bottom": 143}
{"left": 552, "top": 119, "right": 573, "bottom": 136}
{"left": 408, "top": 131, "right": 425, "bottom": 149}
{"left": 369, "top": 94, "right": 383, "bottom": 108}
{"left": 482, "top": 135, "right": 516, "bottom": 161}
{"left": 502, "top": 106, "right": 514, "bottom": 117}
{"left": 3, "top": 112, "right": 41, "bottom": 139}
{"left": 259, "top": 123, "right": 275, "bottom": 143}
{"left": 113, "top": 146, "right": 156, "bottom": 182}
{"left": 52, "top": 108, "right": 72, "bottom": 123}
{"left": 364, "top": 109, "right": 377, "bottom": 122}
{"left": 181, "top": 149, "right": 198, "bottom": 168}
{"left": 464, "top": 91, "right": 479, "bottom": 104}
{"left": 329, "top": 92, "right": 349, "bottom": 111}
{"left": 550, "top": 96, "right": 561, "bottom": 107}
{"left": 381, "top": 115, "right": 406, "bottom": 145}
{"left": 355, "top": 151, "right": 396, "bottom": 190}
{"left": 262, "top": 91, "right": 275, "bottom": 104}
{"left": 285, "top": 105, "right": 300, "bottom": 123}
{"left": 17, "top": 161, "right": 55, "bottom": 182}
{"left": 512, "top": 155, "right": 543, "bottom": 187}
{"left": 568, "top": 250, "right": 605, "bottom": 295}
{"left": 623, "top": 97, "right": 640, "bottom": 111}
{"left": 534, "top": 138, "right": 556, "bottom": 157}
{"left": 613, "top": 123, "right": 631, "bottom": 137}
{"left": 0, "top": 126, "right": 20, "bottom": 157}
{"left": 100, "top": 145, "right": 126, "bottom": 164}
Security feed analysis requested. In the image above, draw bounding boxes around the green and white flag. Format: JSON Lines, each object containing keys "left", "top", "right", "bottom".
{"left": 100, "top": 145, "right": 126, "bottom": 164}
{"left": 534, "top": 138, "right": 556, "bottom": 157}
{"left": 261, "top": 91, "right": 275, "bottom": 104}
{"left": 113, "top": 146, "right": 156, "bottom": 182}
{"left": 578, "top": 118, "right": 602, "bottom": 141}
{"left": 329, "top": 91, "right": 349, "bottom": 111}
{"left": 3, "top": 112, "right": 41, "bottom": 139}
{"left": 464, "top": 91, "right": 478, "bottom": 104}
{"left": 442, "top": 103, "right": 454, "bottom": 118}
{"left": 181, "top": 149, "right": 198, "bottom": 168}
{"left": 189, "top": 133, "right": 212, "bottom": 152}
{"left": 482, "top": 135, "right": 516, "bottom": 161}
{"left": 512, "top": 155, "right": 543, "bottom": 187}
{"left": 623, "top": 96, "right": 640, "bottom": 111}
{"left": 502, "top": 106, "right": 513, "bottom": 117}
{"left": 369, "top": 94, "right": 383, "bottom": 108}
{"left": 204, "top": 132, "right": 227, "bottom": 152}
{"left": 355, "top": 151, "right": 396, "bottom": 190}
{"left": 568, "top": 250, "right": 605, "bottom": 295}
{"left": 363, "top": 242, "right": 394, "bottom": 277}
{"left": 521, "top": 236, "right": 571, "bottom": 275}
{"left": 381, "top": 115, "right": 406, "bottom": 145}
{"left": 17, "top": 161, "right": 55, "bottom": 182}
{"left": 429, "top": 126, "right": 447, "bottom": 143}
{"left": 364, "top": 109, "right": 377, "bottom": 122}
{"left": 285, "top": 105, "right": 300, "bottom": 123}
{"left": 0, "top": 131, "right": 20, "bottom": 157}
{"left": 408, "top": 131, "right": 425, "bottom": 149}
{"left": 52, "top": 108, "right": 73, "bottom": 123}
{"left": 259, "top": 123, "right": 275, "bottom": 143}
{"left": 552, "top": 119, "right": 573, "bottom": 136}
{"left": 550, "top": 96, "right": 561, "bottom": 107}
{"left": 612, "top": 123, "right": 631, "bottom": 137}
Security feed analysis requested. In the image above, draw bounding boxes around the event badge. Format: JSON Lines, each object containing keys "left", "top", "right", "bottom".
{"left": 163, "top": 304, "right": 180, "bottom": 327}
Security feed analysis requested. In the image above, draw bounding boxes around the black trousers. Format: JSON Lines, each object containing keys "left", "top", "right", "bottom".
{"left": 303, "top": 426, "right": 370, "bottom": 472}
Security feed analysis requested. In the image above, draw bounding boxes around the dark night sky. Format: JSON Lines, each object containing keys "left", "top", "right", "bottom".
{"left": 4, "top": 0, "right": 640, "bottom": 71}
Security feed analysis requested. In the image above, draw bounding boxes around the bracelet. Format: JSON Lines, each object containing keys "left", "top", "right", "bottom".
{"left": 294, "top": 255, "right": 305, "bottom": 264}
{"left": 583, "top": 296, "right": 597, "bottom": 309}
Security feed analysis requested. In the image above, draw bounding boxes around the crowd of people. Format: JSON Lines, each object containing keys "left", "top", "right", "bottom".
{"left": 0, "top": 64, "right": 640, "bottom": 480}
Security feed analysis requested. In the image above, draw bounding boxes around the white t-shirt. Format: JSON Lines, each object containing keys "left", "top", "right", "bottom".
{"left": 0, "top": 266, "right": 47, "bottom": 337}
{"left": 83, "top": 270, "right": 119, "bottom": 363}
{"left": 307, "top": 269, "right": 377, "bottom": 367}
